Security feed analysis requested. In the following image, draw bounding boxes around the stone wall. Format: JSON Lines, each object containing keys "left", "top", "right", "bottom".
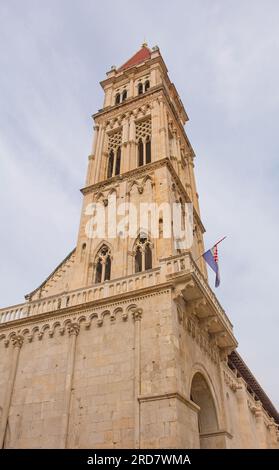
{"left": 0, "top": 288, "right": 277, "bottom": 448}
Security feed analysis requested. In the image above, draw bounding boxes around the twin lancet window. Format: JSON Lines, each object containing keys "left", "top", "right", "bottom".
{"left": 138, "top": 80, "right": 150, "bottom": 95}
{"left": 107, "top": 130, "right": 122, "bottom": 178}
{"left": 107, "top": 118, "right": 152, "bottom": 178}
{"left": 94, "top": 238, "right": 152, "bottom": 284}
{"left": 136, "top": 118, "right": 152, "bottom": 167}
{"left": 135, "top": 236, "right": 152, "bottom": 273}
{"left": 115, "top": 89, "right": 127, "bottom": 105}
{"left": 115, "top": 80, "right": 149, "bottom": 104}
{"left": 95, "top": 245, "right": 111, "bottom": 283}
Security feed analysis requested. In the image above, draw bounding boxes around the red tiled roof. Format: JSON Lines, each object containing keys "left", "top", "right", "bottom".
{"left": 118, "top": 45, "right": 151, "bottom": 71}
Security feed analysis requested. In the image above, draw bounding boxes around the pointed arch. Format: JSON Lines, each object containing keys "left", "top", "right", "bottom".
{"left": 138, "top": 138, "right": 144, "bottom": 166}
{"left": 133, "top": 233, "right": 153, "bottom": 273}
{"left": 93, "top": 243, "right": 112, "bottom": 284}
{"left": 115, "top": 146, "right": 121, "bottom": 176}
{"left": 138, "top": 82, "right": 143, "bottom": 95}
{"left": 144, "top": 80, "right": 150, "bottom": 92}
{"left": 145, "top": 135, "right": 151, "bottom": 164}
{"left": 107, "top": 150, "right": 114, "bottom": 178}
{"left": 122, "top": 89, "right": 127, "bottom": 101}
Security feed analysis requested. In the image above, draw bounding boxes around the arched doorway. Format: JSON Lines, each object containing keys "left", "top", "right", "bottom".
{"left": 190, "top": 372, "right": 219, "bottom": 448}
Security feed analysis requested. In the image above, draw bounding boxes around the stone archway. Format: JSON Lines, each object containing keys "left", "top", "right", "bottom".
{"left": 190, "top": 372, "right": 219, "bottom": 448}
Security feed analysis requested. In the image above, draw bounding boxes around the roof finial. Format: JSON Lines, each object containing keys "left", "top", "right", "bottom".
{"left": 142, "top": 38, "right": 148, "bottom": 48}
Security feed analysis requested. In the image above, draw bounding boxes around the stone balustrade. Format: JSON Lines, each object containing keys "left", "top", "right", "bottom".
{"left": 0, "top": 252, "right": 232, "bottom": 333}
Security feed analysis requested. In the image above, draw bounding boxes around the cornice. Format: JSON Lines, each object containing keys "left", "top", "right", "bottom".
{"left": 93, "top": 84, "right": 191, "bottom": 154}
{"left": 81, "top": 157, "right": 206, "bottom": 233}
{"left": 0, "top": 282, "right": 173, "bottom": 333}
{"left": 138, "top": 391, "right": 200, "bottom": 413}
{"left": 93, "top": 85, "right": 162, "bottom": 120}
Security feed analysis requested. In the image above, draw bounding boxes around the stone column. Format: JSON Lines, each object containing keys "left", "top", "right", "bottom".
{"left": 151, "top": 99, "right": 160, "bottom": 161}
{"left": 121, "top": 117, "right": 129, "bottom": 173}
{"left": 159, "top": 98, "right": 167, "bottom": 158}
{"left": 133, "top": 308, "right": 142, "bottom": 449}
{"left": 0, "top": 334, "right": 23, "bottom": 448}
{"left": 91, "top": 125, "right": 99, "bottom": 156}
{"left": 188, "top": 156, "right": 200, "bottom": 216}
{"left": 129, "top": 77, "right": 134, "bottom": 99}
{"left": 60, "top": 322, "right": 80, "bottom": 449}
{"left": 235, "top": 378, "right": 253, "bottom": 448}
{"left": 163, "top": 103, "right": 170, "bottom": 157}
{"left": 268, "top": 419, "right": 279, "bottom": 448}
{"left": 255, "top": 403, "right": 267, "bottom": 448}
{"left": 128, "top": 112, "right": 136, "bottom": 170}
{"left": 94, "top": 124, "right": 105, "bottom": 184}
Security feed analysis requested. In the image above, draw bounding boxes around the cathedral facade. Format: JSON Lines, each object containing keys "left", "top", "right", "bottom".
{"left": 0, "top": 45, "right": 278, "bottom": 449}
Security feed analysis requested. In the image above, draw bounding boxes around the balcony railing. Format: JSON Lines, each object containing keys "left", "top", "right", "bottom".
{"left": 0, "top": 252, "right": 233, "bottom": 334}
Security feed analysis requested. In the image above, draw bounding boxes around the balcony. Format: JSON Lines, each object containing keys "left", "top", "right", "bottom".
{"left": 0, "top": 252, "right": 237, "bottom": 349}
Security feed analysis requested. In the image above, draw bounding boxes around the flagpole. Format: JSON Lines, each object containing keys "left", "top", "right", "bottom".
{"left": 214, "top": 236, "right": 227, "bottom": 247}
{"left": 194, "top": 236, "right": 227, "bottom": 263}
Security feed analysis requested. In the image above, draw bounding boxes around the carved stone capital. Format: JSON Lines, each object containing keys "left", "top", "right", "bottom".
{"left": 199, "top": 315, "right": 216, "bottom": 329}
{"left": 67, "top": 322, "right": 80, "bottom": 336}
{"left": 219, "top": 346, "right": 234, "bottom": 362}
{"left": 11, "top": 334, "right": 24, "bottom": 349}
{"left": 189, "top": 298, "right": 207, "bottom": 316}
{"left": 132, "top": 308, "right": 143, "bottom": 321}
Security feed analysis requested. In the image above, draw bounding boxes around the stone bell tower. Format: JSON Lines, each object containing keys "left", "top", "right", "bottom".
{"left": 72, "top": 42, "right": 208, "bottom": 292}
{"left": 0, "top": 44, "right": 278, "bottom": 449}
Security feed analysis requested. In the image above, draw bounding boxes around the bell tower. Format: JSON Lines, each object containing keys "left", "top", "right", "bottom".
{"left": 72, "top": 43, "right": 207, "bottom": 292}
{"left": 1, "top": 44, "right": 277, "bottom": 450}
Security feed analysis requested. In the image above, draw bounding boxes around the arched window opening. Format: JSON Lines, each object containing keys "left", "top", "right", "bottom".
{"left": 145, "top": 80, "right": 150, "bottom": 92}
{"left": 122, "top": 89, "right": 127, "bottom": 101}
{"left": 135, "top": 246, "right": 142, "bottom": 273}
{"left": 81, "top": 243, "right": 86, "bottom": 262}
{"left": 94, "top": 245, "right": 112, "bottom": 283}
{"left": 107, "top": 150, "right": 114, "bottom": 178}
{"left": 179, "top": 197, "right": 186, "bottom": 231}
{"left": 138, "top": 139, "right": 144, "bottom": 166}
{"left": 104, "top": 256, "right": 111, "bottom": 281}
{"left": 134, "top": 236, "right": 152, "bottom": 273}
{"left": 159, "top": 218, "right": 163, "bottom": 239}
{"left": 145, "top": 136, "right": 151, "bottom": 164}
{"left": 190, "top": 373, "right": 219, "bottom": 449}
{"left": 95, "top": 259, "right": 102, "bottom": 283}
{"left": 115, "top": 147, "right": 121, "bottom": 176}
{"left": 115, "top": 93, "right": 121, "bottom": 105}
{"left": 138, "top": 83, "right": 143, "bottom": 95}
{"left": 145, "top": 244, "right": 152, "bottom": 270}
{"left": 135, "top": 119, "right": 152, "bottom": 167}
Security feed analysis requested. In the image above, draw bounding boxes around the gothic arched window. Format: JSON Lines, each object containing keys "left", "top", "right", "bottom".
{"left": 144, "top": 80, "right": 150, "bottom": 92}
{"left": 145, "top": 136, "right": 151, "bottom": 164}
{"left": 136, "top": 119, "right": 152, "bottom": 167}
{"left": 107, "top": 150, "right": 114, "bottom": 178}
{"left": 134, "top": 236, "right": 152, "bottom": 273}
{"left": 138, "top": 83, "right": 143, "bottom": 95}
{"left": 138, "top": 139, "right": 144, "bottom": 167}
{"left": 94, "top": 245, "right": 112, "bottom": 283}
{"left": 135, "top": 246, "right": 142, "bottom": 273}
{"left": 122, "top": 89, "right": 127, "bottom": 101}
{"left": 115, "top": 146, "right": 121, "bottom": 176}
{"left": 115, "top": 93, "right": 121, "bottom": 105}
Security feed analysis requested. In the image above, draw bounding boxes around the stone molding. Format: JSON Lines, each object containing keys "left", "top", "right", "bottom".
{"left": 0, "top": 302, "right": 147, "bottom": 348}
{"left": 138, "top": 391, "right": 200, "bottom": 413}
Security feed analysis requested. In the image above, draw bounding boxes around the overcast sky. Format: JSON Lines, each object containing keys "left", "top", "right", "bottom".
{"left": 0, "top": 0, "right": 278, "bottom": 408}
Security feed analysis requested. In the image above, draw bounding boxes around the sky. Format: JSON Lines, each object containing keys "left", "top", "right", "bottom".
{"left": 0, "top": 0, "right": 278, "bottom": 408}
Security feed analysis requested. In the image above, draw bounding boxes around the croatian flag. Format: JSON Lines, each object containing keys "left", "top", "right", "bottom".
{"left": 202, "top": 244, "right": 220, "bottom": 287}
